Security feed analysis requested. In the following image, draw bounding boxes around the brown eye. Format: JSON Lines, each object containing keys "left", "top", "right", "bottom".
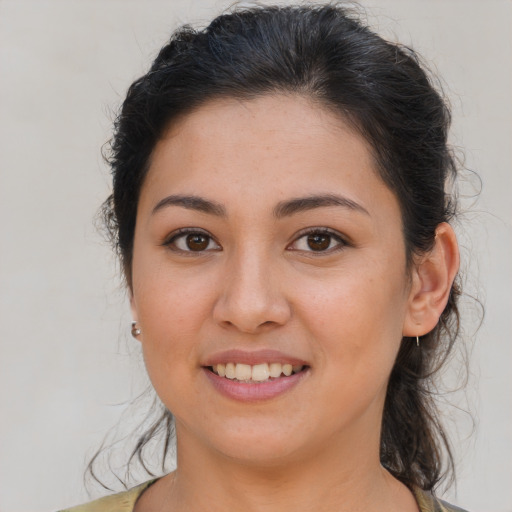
{"left": 289, "top": 229, "right": 346, "bottom": 253}
{"left": 186, "top": 233, "right": 209, "bottom": 251}
{"left": 307, "top": 233, "right": 331, "bottom": 251}
{"left": 168, "top": 230, "right": 220, "bottom": 252}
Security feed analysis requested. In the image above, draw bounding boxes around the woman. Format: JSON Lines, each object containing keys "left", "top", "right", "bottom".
{"left": 63, "top": 4, "right": 465, "bottom": 511}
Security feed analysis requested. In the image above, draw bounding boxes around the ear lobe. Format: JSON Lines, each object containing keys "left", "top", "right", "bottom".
{"left": 403, "top": 222, "right": 460, "bottom": 337}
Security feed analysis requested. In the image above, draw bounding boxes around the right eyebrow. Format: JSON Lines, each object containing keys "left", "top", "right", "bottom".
{"left": 151, "top": 195, "right": 227, "bottom": 217}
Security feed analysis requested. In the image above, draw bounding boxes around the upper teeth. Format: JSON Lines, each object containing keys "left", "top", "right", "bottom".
{"left": 212, "top": 363, "right": 304, "bottom": 381}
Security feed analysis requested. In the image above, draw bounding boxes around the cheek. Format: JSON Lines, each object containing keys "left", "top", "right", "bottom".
{"left": 296, "top": 272, "right": 407, "bottom": 423}
{"left": 293, "top": 259, "right": 408, "bottom": 366}
{"left": 132, "top": 265, "right": 218, "bottom": 384}
{"left": 135, "top": 281, "right": 208, "bottom": 414}
{"left": 134, "top": 258, "right": 216, "bottom": 329}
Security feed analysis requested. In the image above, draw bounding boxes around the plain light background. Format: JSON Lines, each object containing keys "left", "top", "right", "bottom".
{"left": 0, "top": 1, "right": 511, "bottom": 511}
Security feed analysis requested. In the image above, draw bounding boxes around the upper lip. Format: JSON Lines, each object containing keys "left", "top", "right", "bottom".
{"left": 203, "top": 349, "right": 309, "bottom": 367}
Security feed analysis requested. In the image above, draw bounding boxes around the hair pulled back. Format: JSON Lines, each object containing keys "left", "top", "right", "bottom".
{"left": 101, "top": 3, "right": 460, "bottom": 492}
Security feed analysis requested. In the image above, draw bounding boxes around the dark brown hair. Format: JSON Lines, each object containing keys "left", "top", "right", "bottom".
{"left": 95, "top": 2, "right": 461, "bottom": 492}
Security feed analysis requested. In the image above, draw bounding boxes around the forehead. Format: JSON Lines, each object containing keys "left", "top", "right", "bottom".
{"left": 141, "top": 94, "right": 397, "bottom": 220}
{"left": 166, "top": 95, "right": 366, "bottom": 156}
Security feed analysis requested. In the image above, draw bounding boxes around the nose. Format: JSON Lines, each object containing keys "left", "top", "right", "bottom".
{"left": 212, "top": 250, "right": 292, "bottom": 334}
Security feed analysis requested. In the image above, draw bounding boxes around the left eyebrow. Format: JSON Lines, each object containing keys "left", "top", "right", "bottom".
{"left": 273, "top": 194, "right": 370, "bottom": 218}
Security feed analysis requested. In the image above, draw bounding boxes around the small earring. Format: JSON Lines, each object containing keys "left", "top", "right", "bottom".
{"left": 416, "top": 335, "right": 420, "bottom": 347}
{"left": 131, "top": 321, "right": 141, "bottom": 338}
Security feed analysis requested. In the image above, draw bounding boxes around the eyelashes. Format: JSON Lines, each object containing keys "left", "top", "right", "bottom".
{"left": 287, "top": 228, "right": 348, "bottom": 253}
{"left": 163, "top": 227, "right": 349, "bottom": 255}
{"left": 163, "top": 228, "right": 221, "bottom": 253}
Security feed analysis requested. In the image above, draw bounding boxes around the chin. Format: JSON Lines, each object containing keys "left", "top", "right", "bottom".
{"left": 219, "top": 441, "right": 305, "bottom": 467}
{"left": 204, "top": 420, "right": 317, "bottom": 465}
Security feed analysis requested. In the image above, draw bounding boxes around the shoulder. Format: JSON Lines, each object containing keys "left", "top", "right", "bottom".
{"left": 58, "top": 480, "right": 156, "bottom": 512}
{"left": 413, "top": 487, "right": 470, "bottom": 512}
{"left": 437, "top": 499, "right": 470, "bottom": 512}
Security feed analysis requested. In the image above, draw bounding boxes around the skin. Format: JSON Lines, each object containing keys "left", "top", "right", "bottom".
{"left": 129, "top": 95, "right": 459, "bottom": 512}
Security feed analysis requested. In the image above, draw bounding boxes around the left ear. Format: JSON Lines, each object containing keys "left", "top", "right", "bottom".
{"left": 403, "top": 222, "right": 460, "bottom": 337}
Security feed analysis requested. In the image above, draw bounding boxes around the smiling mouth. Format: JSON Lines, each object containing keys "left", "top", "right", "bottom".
{"left": 208, "top": 362, "right": 306, "bottom": 383}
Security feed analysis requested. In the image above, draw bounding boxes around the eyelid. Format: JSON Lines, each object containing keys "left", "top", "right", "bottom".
{"left": 287, "top": 227, "right": 350, "bottom": 253}
{"left": 162, "top": 227, "right": 221, "bottom": 252}
{"left": 161, "top": 226, "right": 349, "bottom": 254}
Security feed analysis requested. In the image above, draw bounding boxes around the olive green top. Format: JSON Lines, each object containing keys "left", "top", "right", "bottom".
{"left": 60, "top": 479, "right": 468, "bottom": 512}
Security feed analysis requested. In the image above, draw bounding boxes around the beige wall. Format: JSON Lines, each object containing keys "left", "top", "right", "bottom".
{"left": 0, "top": 1, "right": 510, "bottom": 511}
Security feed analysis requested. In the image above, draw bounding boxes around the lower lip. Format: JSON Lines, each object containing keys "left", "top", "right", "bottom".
{"left": 203, "top": 367, "right": 308, "bottom": 402}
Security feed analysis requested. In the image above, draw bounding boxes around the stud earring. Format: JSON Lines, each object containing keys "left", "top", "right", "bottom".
{"left": 131, "top": 321, "right": 141, "bottom": 338}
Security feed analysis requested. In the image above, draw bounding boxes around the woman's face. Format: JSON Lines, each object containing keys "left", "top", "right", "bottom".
{"left": 131, "top": 95, "right": 415, "bottom": 465}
